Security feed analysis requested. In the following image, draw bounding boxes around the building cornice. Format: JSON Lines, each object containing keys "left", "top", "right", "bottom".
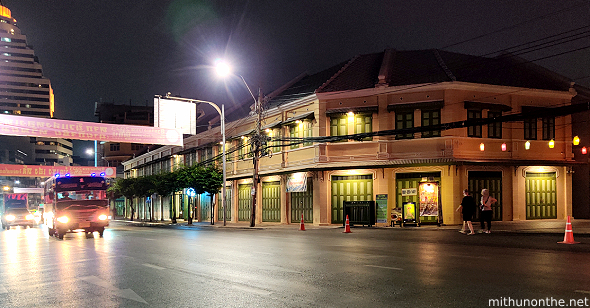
{"left": 316, "top": 81, "right": 574, "bottom": 101}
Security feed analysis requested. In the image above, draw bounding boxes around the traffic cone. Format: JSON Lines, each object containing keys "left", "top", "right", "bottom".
{"left": 299, "top": 213, "right": 305, "bottom": 231}
{"left": 558, "top": 216, "right": 579, "bottom": 244}
{"left": 343, "top": 215, "right": 351, "bottom": 233}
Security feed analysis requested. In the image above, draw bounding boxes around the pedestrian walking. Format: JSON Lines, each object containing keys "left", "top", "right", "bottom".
{"left": 479, "top": 188, "right": 497, "bottom": 234}
{"left": 456, "top": 189, "right": 476, "bottom": 235}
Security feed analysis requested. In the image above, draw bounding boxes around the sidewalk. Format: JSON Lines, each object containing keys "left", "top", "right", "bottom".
{"left": 112, "top": 218, "right": 590, "bottom": 235}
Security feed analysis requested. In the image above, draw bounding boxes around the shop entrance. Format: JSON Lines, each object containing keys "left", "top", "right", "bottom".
{"left": 331, "top": 175, "right": 373, "bottom": 224}
{"left": 396, "top": 172, "right": 441, "bottom": 224}
{"left": 238, "top": 184, "right": 252, "bottom": 221}
{"left": 525, "top": 172, "right": 557, "bottom": 219}
{"left": 468, "top": 171, "right": 502, "bottom": 221}
{"left": 291, "top": 178, "right": 313, "bottom": 223}
{"left": 262, "top": 181, "right": 281, "bottom": 222}
{"left": 200, "top": 193, "right": 212, "bottom": 222}
{"left": 217, "top": 186, "right": 232, "bottom": 222}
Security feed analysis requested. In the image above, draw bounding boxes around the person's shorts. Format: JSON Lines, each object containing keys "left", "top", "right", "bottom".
{"left": 463, "top": 212, "right": 473, "bottom": 221}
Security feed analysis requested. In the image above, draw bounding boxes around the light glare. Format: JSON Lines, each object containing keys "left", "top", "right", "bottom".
{"left": 214, "top": 59, "right": 231, "bottom": 77}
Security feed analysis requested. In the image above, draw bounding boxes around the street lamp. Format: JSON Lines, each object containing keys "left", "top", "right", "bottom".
{"left": 86, "top": 148, "right": 109, "bottom": 167}
{"left": 215, "top": 59, "right": 260, "bottom": 228}
{"left": 162, "top": 94, "right": 226, "bottom": 226}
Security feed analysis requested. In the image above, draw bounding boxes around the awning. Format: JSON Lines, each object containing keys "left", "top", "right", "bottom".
{"left": 261, "top": 121, "right": 283, "bottom": 130}
{"left": 281, "top": 111, "right": 315, "bottom": 125}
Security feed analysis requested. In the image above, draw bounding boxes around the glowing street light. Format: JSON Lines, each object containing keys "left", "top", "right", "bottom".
{"left": 215, "top": 58, "right": 261, "bottom": 228}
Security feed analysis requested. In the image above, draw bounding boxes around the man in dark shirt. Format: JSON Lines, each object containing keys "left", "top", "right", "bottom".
{"left": 456, "top": 189, "right": 476, "bottom": 235}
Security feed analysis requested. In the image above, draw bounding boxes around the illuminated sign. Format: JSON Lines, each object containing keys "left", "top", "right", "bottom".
{"left": 286, "top": 172, "right": 307, "bottom": 192}
{"left": 154, "top": 97, "right": 197, "bottom": 135}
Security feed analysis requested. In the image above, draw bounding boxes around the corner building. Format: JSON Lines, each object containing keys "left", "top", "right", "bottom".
{"left": 124, "top": 49, "right": 580, "bottom": 225}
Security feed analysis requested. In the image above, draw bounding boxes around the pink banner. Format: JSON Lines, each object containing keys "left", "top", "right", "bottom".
{"left": 0, "top": 114, "right": 183, "bottom": 146}
{"left": 0, "top": 164, "right": 116, "bottom": 178}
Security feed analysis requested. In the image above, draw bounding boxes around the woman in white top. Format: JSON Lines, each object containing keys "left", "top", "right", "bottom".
{"left": 479, "top": 189, "right": 497, "bottom": 234}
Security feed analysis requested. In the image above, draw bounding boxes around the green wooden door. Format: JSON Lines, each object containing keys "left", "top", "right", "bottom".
{"left": 525, "top": 172, "right": 557, "bottom": 219}
{"left": 262, "top": 181, "right": 281, "bottom": 222}
{"left": 217, "top": 186, "right": 231, "bottom": 222}
{"left": 238, "top": 184, "right": 252, "bottom": 221}
{"left": 395, "top": 172, "right": 441, "bottom": 223}
{"left": 331, "top": 175, "right": 373, "bottom": 224}
{"left": 200, "top": 193, "right": 212, "bottom": 222}
{"left": 468, "top": 171, "right": 502, "bottom": 221}
{"left": 291, "top": 178, "right": 313, "bottom": 223}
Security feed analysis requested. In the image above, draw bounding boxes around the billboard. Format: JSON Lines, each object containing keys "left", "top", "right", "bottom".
{"left": 0, "top": 114, "right": 182, "bottom": 146}
{"left": 154, "top": 97, "right": 196, "bottom": 135}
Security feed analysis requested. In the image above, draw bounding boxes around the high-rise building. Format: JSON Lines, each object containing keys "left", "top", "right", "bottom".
{"left": 0, "top": 4, "right": 72, "bottom": 166}
{"left": 94, "top": 102, "right": 153, "bottom": 169}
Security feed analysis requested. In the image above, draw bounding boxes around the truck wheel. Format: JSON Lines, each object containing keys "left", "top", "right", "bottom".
{"left": 85, "top": 231, "right": 93, "bottom": 238}
{"left": 58, "top": 232, "right": 65, "bottom": 239}
{"left": 6, "top": 225, "right": 10, "bottom": 230}
{"left": 98, "top": 228, "right": 104, "bottom": 237}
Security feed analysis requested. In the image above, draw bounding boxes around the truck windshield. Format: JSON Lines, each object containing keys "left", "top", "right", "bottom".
{"left": 57, "top": 190, "right": 107, "bottom": 201}
{"left": 56, "top": 199, "right": 109, "bottom": 211}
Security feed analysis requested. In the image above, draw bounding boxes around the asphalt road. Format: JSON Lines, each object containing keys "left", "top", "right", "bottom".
{"left": 1, "top": 222, "right": 589, "bottom": 308}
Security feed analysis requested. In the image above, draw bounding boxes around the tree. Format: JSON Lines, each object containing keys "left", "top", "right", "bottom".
{"left": 107, "top": 178, "right": 123, "bottom": 218}
{"left": 153, "top": 171, "right": 178, "bottom": 223}
{"left": 115, "top": 177, "right": 138, "bottom": 221}
{"left": 200, "top": 165, "right": 223, "bottom": 225}
{"left": 135, "top": 175, "right": 157, "bottom": 221}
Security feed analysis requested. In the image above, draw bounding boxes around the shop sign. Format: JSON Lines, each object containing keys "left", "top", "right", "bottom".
{"left": 401, "top": 188, "right": 417, "bottom": 196}
{"left": 376, "top": 194, "right": 388, "bottom": 223}
{"left": 286, "top": 172, "right": 307, "bottom": 192}
{"left": 403, "top": 202, "right": 417, "bottom": 221}
{"left": 419, "top": 182, "right": 438, "bottom": 217}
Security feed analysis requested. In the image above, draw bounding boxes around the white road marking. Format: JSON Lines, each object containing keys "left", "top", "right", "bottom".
{"left": 231, "top": 284, "right": 272, "bottom": 296}
{"left": 142, "top": 263, "right": 165, "bottom": 270}
{"left": 365, "top": 264, "right": 403, "bottom": 271}
{"left": 207, "top": 258, "right": 301, "bottom": 274}
{"left": 253, "top": 251, "right": 273, "bottom": 255}
{"left": 80, "top": 275, "right": 147, "bottom": 304}
{"left": 575, "top": 290, "right": 590, "bottom": 294}
{"left": 0, "top": 285, "right": 7, "bottom": 294}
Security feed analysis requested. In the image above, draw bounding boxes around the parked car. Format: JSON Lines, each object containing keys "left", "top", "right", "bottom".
{"left": 1, "top": 208, "right": 35, "bottom": 230}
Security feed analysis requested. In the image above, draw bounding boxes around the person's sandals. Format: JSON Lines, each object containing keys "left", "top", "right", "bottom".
{"left": 459, "top": 230, "right": 466, "bottom": 234}
{"left": 468, "top": 232, "right": 475, "bottom": 235}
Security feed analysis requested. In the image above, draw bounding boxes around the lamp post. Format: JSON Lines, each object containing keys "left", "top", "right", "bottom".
{"left": 214, "top": 59, "right": 261, "bottom": 227}
{"left": 162, "top": 94, "right": 227, "bottom": 226}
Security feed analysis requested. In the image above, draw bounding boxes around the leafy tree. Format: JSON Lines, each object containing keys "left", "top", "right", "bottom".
{"left": 115, "top": 177, "right": 138, "bottom": 221}
{"left": 153, "top": 171, "right": 178, "bottom": 223}
{"left": 201, "top": 165, "right": 223, "bottom": 225}
{"left": 107, "top": 178, "right": 123, "bottom": 218}
{"left": 135, "top": 175, "right": 157, "bottom": 221}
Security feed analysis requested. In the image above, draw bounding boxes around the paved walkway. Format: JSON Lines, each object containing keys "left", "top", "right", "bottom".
{"left": 112, "top": 218, "right": 590, "bottom": 235}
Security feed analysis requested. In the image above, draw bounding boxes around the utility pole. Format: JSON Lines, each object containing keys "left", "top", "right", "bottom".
{"left": 250, "top": 89, "right": 263, "bottom": 227}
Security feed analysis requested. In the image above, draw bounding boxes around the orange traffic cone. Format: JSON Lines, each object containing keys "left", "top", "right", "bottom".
{"left": 343, "top": 215, "right": 351, "bottom": 233}
{"left": 299, "top": 213, "right": 306, "bottom": 231}
{"left": 558, "top": 216, "right": 579, "bottom": 244}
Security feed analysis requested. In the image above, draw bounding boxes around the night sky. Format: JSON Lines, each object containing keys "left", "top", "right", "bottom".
{"left": 4, "top": 0, "right": 590, "bottom": 155}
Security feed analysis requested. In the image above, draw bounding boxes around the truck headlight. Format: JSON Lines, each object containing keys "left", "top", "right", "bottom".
{"left": 98, "top": 214, "right": 108, "bottom": 221}
{"left": 26, "top": 214, "right": 34, "bottom": 220}
{"left": 57, "top": 216, "right": 69, "bottom": 224}
{"left": 5, "top": 215, "right": 15, "bottom": 221}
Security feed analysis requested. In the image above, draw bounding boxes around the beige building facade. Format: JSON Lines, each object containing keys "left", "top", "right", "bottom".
{"left": 124, "top": 49, "right": 579, "bottom": 226}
